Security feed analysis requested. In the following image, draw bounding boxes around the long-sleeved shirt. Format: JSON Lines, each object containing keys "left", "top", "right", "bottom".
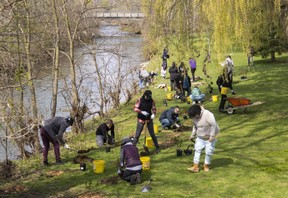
{"left": 96, "top": 123, "right": 115, "bottom": 139}
{"left": 134, "top": 97, "right": 156, "bottom": 124}
{"left": 159, "top": 107, "right": 179, "bottom": 125}
{"left": 189, "top": 59, "right": 196, "bottom": 69}
{"left": 191, "top": 107, "right": 220, "bottom": 140}
{"left": 43, "top": 117, "right": 70, "bottom": 145}
{"left": 120, "top": 142, "right": 142, "bottom": 170}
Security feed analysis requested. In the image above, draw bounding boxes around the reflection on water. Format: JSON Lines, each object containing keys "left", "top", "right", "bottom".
{"left": 0, "top": 25, "right": 144, "bottom": 161}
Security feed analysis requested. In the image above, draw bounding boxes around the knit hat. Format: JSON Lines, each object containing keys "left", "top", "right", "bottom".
{"left": 143, "top": 90, "right": 152, "bottom": 96}
{"left": 121, "top": 136, "right": 132, "bottom": 146}
{"left": 66, "top": 116, "right": 74, "bottom": 126}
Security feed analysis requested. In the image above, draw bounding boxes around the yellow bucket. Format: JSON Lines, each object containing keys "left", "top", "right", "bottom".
{"left": 167, "top": 86, "right": 171, "bottom": 91}
{"left": 140, "top": 156, "right": 150, "bottom": 170}
{"left": 187, "top": 96, "right": 192, "bottom": 102}
{"left": 166, "top": 93, "right": 173, "bottom": 100}
{"left": 154, "top": 124, "right": 159, "bottom": 134}
{"left": 221, "top": 87, "right": 229, "bottom": 95}
{"left": 145, "top": 137, "right": 154, "bottom": 148}
{"left": 93, "top": 160, "right": 105, "bottom": 174}
{"left": 212, "top": 95, "right": 218, "bottom": 102}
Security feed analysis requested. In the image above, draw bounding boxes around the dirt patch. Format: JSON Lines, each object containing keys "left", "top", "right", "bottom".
{"left": 0, "top": 160, "right": 17, "bottom": 179}
{"left": 77, "top": 192, "right": 104, "bottom": 198}
{"left": 73, "top": 155, "right": 94, "bottom": 164}
{"left": 173, "top": 125, "right": 192, "bottom": 132}
{"left": 99, "top": 175, "right": 121, "bottom": 185}
{"left": 46, "top": 170, "right": 64, "bottom": 177}
{"left": 0, "top": 184, "right": 27, "bottom": 194}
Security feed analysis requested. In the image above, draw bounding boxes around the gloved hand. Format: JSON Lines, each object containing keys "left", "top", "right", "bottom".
{"left": 64, "top": 144, "right": 70, "bottom": 149}
{"left": 141, "top": 111, "right": 149, "bottom": 117}
{"left": 117, "top": 169, "right": 122, "bottom": 175}
{"left": 150, "top": 114, "right": 155, "bottom": 119}
{"left": 175, "top": 123, "right": 180, "bottom": 128}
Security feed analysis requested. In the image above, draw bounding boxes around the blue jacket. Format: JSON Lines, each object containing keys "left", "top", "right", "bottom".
{"left": 159, "top": 107, "right": 179, "bottom": 124}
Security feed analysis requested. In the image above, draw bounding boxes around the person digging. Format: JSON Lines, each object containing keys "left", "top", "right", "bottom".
{"left": 187, "top": 105, "right": 220, "bottom": 173}
{"left": 133, "top": 90, "right": 160, "bottom": 153}
{"left": 40, "top": 116, "right": 74, "bottom": 166}
{"left": 118, "top": 136, "right": 142, "bottom": 185}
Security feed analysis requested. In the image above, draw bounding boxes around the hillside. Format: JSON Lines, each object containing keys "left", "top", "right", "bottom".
{"left": 1, "top": 52, "right": 288, "bottom": 198}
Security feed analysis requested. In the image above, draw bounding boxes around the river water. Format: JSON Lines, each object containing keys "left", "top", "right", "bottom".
{"left": 0, "top": 24, "right": 144, "bottom": 161}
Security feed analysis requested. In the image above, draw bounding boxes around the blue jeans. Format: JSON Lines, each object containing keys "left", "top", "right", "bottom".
{"left": 160, "top": 118, "right": 173, "bottom": 129}
{"left": 191, "top": 94, "right": 205, "bottom": 102}
{"left": 193, "top": 137, "right": 216, "bottom": 165}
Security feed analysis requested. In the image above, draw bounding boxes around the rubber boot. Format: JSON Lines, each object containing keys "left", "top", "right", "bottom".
{"left": 187, "top": 164, "right": 199, "bottom": 173}
{"left": 204, "top": 164, "right": 210, "bottom": 172}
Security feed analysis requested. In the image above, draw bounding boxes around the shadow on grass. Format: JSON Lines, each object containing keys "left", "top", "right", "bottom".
{"left": 213, "top": 158, "right": 234, "bottom": 169}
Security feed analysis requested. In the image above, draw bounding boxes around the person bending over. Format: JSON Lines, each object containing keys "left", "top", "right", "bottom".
{"left": 96, "top": 119, "right": 115, "bottom": 147}
{"left": 118, "top": 136, "right": 142, "bottom": 185}
{"left": 159, "top": 106, "right": 180, "bottom": 129}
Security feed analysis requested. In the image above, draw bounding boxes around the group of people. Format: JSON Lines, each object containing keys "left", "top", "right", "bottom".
{"left": 39, "top": 88, "right": 220, "bottom": 186}
{"left": 39, "top": 47, "right": 228, "bottom": 185}
{"left": 160, "top": 48, "right": 207, "bottom": 103}
{"left": 138, "top": 64, "right": 158, "bottom": 90}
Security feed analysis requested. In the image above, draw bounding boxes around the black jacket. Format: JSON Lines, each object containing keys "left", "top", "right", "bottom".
{"left": 96, "top": 123, "right": 115, "bottom": 139}
{"left": 43, "top": 117, "right": 70, "bottom": 145}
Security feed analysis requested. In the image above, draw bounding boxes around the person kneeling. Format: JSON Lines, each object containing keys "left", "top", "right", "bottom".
{"left": 190, "top": 86, "right": 205, "bottom": 104}
{"left": 95, "top": 119, "right": 115, "bottom": 147}
{"left": 118, "top": 137, "right": 142, "bottom": 185}
{"left": 159, "top": 106, "right": 180, "bottom": 130}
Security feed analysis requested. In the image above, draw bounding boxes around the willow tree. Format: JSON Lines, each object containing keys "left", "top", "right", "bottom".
{"left": 202, "top": 0, "right": 286, "bottom": 62}
{"left": 141, "top": 0, "right": 204, "bottom": 60}
{"left": 142, "top": 0, "right": 286, "bottom": 62}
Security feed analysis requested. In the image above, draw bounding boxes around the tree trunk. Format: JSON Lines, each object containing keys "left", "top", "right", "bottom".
{"left": 23, "top": 0, "right": 40, "bottom": 153}
{"left": 51, "top": 0, "right": 61, "bottom": 117}
{"left": 271, "top": 51, "right": 276, "bottom": 62}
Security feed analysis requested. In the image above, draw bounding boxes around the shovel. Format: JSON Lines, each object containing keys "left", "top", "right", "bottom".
{"left": 141, "top": 178, "right": 153, "bottom": 192}
{"left": 142, "top": 122, "right": 150, "bottom": 155}
{"left": 67, "top": 147, "right": 91, "bottom": 154}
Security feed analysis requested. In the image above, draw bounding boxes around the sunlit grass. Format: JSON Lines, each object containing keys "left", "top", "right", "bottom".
{"left": 3, "top": 52, "right": 288, "bottom": 197}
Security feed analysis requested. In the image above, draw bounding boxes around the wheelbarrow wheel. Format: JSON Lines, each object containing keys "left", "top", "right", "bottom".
{"left": 226, "top": 106, "right": 235, "bottom": 115}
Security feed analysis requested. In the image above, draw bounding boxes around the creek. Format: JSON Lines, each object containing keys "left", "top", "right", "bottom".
{"left": 0, "top": 24, "right": 144, "bottom": 161}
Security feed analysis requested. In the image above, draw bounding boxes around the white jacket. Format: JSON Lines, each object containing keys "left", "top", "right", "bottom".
{"left": 191, "top": 107, "right": 220, "bottom": 139}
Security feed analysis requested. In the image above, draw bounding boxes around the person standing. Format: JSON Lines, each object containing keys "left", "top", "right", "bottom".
{"left": 247, "top": 45, "right": 255, "bottom": 67}
{"left": 159, "top": 106, "right": 180, "bottom": 129}
{"left": 187, "top": 105, "right": 220, "bottom": 173}
{"left": 223, "top": 55, "right": 236, "bottom": 94}
{"left": 96, "top": 119, "right": 115, "bottom": 147}
{"left": 161, "top": 48, "right": 169, "bottom": 79}
{"left": 216, "top": 74, "right": 228, "bottom": 112}
{"left": 118, "top": 136, "right": 142, "bottom": 185}
{"left": 178, "top": 62, "right": 186, "bottom": 74}
{"left": 133, "top": 90, "right": 160, "bottom": 153}
{"left": 40, "top": 116, "right": 74, "bottom": 166}
{"left": 189, "top": 57, "right": 197, "bottom": 82}
{"left": 174, "top": 72, "right": 184, "bottom": 99}
{"left": 168, "top": 62, "right": 178, "bottom": 91}
{"left": 182, "top": 72, "right": 191, "bottom": 97}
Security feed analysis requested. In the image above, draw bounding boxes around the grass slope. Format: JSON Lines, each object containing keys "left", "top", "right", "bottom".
{"left": 1, "top": 53, "right": 288, "bottom": 198}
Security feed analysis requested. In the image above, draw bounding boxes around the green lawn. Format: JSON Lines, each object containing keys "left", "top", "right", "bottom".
{"left": 2, "top": 53, "right": 288, "bottom": 198}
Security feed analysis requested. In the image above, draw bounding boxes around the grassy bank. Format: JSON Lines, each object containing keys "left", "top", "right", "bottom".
{"left": 1, "top": 52, "right": 288, "bottom": 198}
